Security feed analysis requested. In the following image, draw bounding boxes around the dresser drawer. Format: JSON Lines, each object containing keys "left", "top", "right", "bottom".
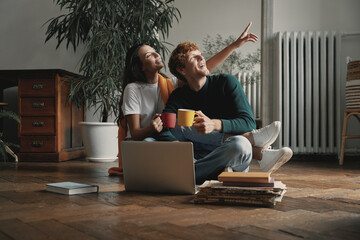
{"left": 20, "top": 116, "right": 55, "bottom": 135}
{"left": 20, "top": 136, "right": 56, "bottom": 153}
{"left": 20, "top": 98, "right": 55, "bottom": 116}
{"left": 19, "top": 78, "right": 55, "bottom": 97}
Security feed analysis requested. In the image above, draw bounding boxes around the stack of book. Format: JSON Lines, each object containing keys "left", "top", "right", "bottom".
{"left": 194, "top": 172, "right": 286, "bottom": 207}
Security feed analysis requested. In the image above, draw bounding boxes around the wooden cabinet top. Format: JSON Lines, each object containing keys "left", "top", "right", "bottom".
{"left": 0, "top": 69, "right": 82, "bottom": 90}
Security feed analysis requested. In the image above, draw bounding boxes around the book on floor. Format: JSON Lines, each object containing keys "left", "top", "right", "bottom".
{"left": 218, "top": 172, "right": 271, "bottom": 183}
{"left": 46, "top": 182, "right": 99, "bottom": 195}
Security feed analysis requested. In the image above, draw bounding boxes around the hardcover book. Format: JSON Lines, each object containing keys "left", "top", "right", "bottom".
{"left": 223, "top": 177, "right": 275, "bottom": 187}
{"left": 218, "top": 172, "right": 271, "bottom": 183}
{"left": 46, "top": 182, "right": 99, "bottom": 195}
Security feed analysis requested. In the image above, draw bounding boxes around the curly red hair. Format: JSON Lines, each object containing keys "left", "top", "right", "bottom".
{"left": 168, "top": 41, "right": 199, "bottom": 82}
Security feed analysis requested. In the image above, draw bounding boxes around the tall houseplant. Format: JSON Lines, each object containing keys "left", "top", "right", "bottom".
{"left": 44, "top": 0, "right": 180, "bottom": 161}
{"left": 45, "top": 0, "right": 181, "bottom": 122}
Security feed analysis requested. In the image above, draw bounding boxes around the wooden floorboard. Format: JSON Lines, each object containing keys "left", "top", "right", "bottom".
{"left": 0, "top": 155, "right": 359, "bottom": 239}
{"left": 235, "top": 225, "right": 300, "bottom": 240}
{"left": 28, "top": 219, "right": 98, "bottom": 240}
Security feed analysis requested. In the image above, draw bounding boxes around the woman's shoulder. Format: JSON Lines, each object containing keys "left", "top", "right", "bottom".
{"left": 125, "top": 82, "right": 143, "bottom": 89}
{"left": 124, "top": 81, "right": 152, "bottom": 92}
{"left": 123, "top": 83, "right": 145, "bottom": 98}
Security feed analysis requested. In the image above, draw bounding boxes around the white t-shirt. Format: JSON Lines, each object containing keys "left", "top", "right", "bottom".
{"left": 122, "top": 77, "right": 178, "bottom": 138}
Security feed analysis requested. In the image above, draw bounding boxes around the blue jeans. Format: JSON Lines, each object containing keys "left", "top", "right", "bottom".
{"left": 170, "top": 126, "right": 252, "bottom": 184}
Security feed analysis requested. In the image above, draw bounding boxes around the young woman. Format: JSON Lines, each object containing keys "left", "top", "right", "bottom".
{"left": 109, "top": 22, "right": 260, "bottom": 175}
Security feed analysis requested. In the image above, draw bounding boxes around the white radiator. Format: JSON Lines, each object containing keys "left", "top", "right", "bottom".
{"left": 274, "top": 31, "right": 342, "bottom": 154}
{"left": 237, "top": 72, "right": 261, "bottom": 119}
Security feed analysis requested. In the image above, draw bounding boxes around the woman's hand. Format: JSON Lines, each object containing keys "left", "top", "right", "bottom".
{"left": 150, "top": 113, "right": 163, "bottom": 133}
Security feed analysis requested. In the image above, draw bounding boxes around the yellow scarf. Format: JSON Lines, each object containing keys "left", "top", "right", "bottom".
{"left": 108, "top": 74, "right": 175, "bottom": 175}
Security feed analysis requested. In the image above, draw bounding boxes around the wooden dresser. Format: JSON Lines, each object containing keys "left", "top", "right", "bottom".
{"left": 0, "top": 69, "right": 85, "bottom": 162}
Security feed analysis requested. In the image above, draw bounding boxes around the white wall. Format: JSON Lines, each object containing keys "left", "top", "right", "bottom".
{"left": 274, "top": 0, "right": 360, "bottom": 33}
{"left": 0, "top": 0, "right": 83, "bottom": 72}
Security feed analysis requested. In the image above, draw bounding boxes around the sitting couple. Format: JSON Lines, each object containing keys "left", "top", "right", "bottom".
{"left": 109, "top": 23, "right": 292, "bottom": 184}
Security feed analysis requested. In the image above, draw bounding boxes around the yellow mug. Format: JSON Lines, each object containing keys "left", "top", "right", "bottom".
{"left": 177, "top": 109, "right": 197, "bottom": 127}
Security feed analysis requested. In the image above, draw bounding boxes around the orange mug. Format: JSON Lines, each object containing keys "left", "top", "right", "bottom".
{"left": 177, "top": 109, "right": 197, "bottom": 127}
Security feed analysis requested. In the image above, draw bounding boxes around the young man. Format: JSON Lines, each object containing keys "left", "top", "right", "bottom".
{"left": 154, "top": 41, "right": 292, "bottom": 184}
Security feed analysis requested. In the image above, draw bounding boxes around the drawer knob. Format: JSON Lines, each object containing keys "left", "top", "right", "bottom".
{"left": 32, "top": 102, "right": 45, "bottom": 108}
{"left": 32, "top": 141, "right": 43, "bottom": 148}
{"left": 32, "top": 121, "right": 44, "bottom": 127}
{"left": 32, "top": 84, "right": 44, "bottom": 89}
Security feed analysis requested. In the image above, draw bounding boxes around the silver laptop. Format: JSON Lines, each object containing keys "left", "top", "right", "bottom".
{"left": 121, "top": 141, "right": 196, "bottom": 194}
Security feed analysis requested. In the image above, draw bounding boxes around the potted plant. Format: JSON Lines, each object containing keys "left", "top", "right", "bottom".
{"left": 44, "top": 0, "right": 181, "bottom": 162}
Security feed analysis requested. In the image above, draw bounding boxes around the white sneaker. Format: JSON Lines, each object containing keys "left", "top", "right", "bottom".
{"left": 252, "top": 121, "right": 281, "bottom": 148}
{"left": 258, "top": 147, "right": 293, "bottom": 173}
{"left": 224, "top": 166, "right": 233, "bottom": 172}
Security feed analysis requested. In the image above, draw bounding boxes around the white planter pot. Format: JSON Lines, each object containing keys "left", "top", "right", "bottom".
{"left": 79, "top": 122, "right": 118, "bottom": 162}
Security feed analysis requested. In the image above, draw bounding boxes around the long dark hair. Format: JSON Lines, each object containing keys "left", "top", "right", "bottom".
{"left": 117, "top": 44, "right": 146, "bottom": 125}
{"left": 117, "top": 44, "right": 170, "bottom": 126}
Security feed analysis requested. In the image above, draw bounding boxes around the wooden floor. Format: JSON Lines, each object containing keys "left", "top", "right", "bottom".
{"left": 1, "top": 155, "right": 360, "bottom": 240}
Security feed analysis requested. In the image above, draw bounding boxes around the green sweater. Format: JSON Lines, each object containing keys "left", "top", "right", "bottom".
{"left": 154, "top": 74, "right": 256, "bottom": 141}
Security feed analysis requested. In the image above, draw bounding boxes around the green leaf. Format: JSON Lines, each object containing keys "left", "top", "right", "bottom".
{"left": 0, "top": 110, "right": 20, "bottom": 124}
